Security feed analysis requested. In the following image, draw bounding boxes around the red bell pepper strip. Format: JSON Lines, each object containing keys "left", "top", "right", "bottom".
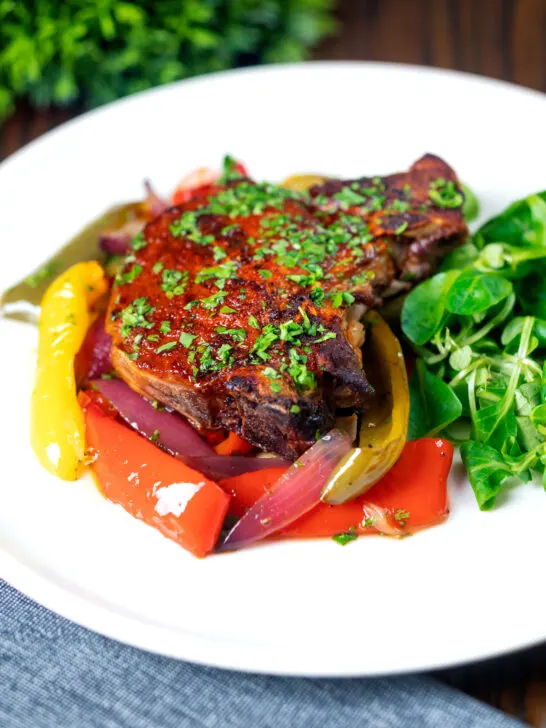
{"left": 82, "top": 399, "right": 230, "bottom": 557}
{"left": 219, "top": 439, "right": 452, "bottom": 538}
{"left": 214, "top": 431, "right": 253, "bottom": 456}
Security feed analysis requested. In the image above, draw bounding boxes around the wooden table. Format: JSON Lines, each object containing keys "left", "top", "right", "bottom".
{"left": 1, "top": 1, "right": 544, "bottom": 724}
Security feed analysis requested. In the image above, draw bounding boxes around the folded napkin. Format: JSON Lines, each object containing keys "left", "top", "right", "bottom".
{"left": 0, "top": 581, "right": 524, "bottom": 728}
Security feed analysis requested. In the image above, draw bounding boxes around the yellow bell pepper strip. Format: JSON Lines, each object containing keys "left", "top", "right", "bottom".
{"left": 1, "top": 203, "right": 138, "bottom": 324}
{"left": 31, "top": 262, "right": 108, "bottom": 480}
{"left": 280, "top": 174, "right": 326, "bottom": 192}
{"left": 321, "top": 311, "right": 410, "bottom": 504}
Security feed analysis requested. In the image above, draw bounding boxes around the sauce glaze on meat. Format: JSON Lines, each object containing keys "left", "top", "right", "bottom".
{"left": 106, "top": 154, "right": 467, "bottom": 459}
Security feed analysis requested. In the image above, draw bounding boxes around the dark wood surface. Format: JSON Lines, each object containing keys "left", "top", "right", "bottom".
{"left": 1, "top": 0, "right": 545, "bottom": 724}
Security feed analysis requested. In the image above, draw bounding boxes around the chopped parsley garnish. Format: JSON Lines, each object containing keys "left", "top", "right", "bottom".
{"left": 152, "top": 261, "right": 164, "bottom": 274}
{"left": 218, "top": 154, "right": 245, "bottom": 184}
{"left": 131, "top": 232, "right": 147, "bottom": 251}
{"left": 160, "top": 321, "right": 171, "bottom": 335}
{"left": 150, "top": 429, "right": 160, "bottom": 443}
{"left": 207, "top": 181, "right": 298, "bottom": 219}
{"left": 310, "top": 287, "right": 325, "bottom": 306}
{"left": 263, "top": 367, "right": 282, "bottom": 392}
{"left": 179, "top": 332, "right": 197, "bottom": 348}
{"left": 332, "top": 531, "right": 358, "bottom": 546}
{"left": 201, "top": 290, "right": 229, "bottom": 310}
{"left": 287, "top": 348, "right": 316, "bottom": 392}
{"left": 251, "top": 325, "right": 278, "bottom": 361}
{"left": 170, "top": 210, "right": 215, "bottom": 246}
{"left": 120, "top": 297, "right": 154, "bottom": 338}
{"left": 220, "top": 306, "right": 237, "bottom": 314}
{"left": 184, "top": 299, "right": 200, "bottom": 310}
{"left": 258, "top": 269, "right": 272, "bottom": 280}
{"left": 161, "top": 269, "right": 188, "bottom": 298}
{"left": 195, "top": 260, "right": 237, "bottom": 288}
{"left": 213, "top": 245, "right": 227, "bottom": 262}
{"left": 155, "top": 341, "right": 177, "bottom": 354}
{"left": 395, "top": 221, "right": 409, "bottom": 235}
{"left": 333, "top": 187, "right": 367, "bottom": 209}
{"left": 429, "top": 178, "right": 464, "bottom": 208}
{"left": 217, "top": 343, "right": 234, "bottom": 366}
{"left": 248, "top": 315, "right": 260, "bottom": 329}
{"left": 215, "top": 326, "right": 246, "bottom": 342}
{"left": 390, "top": 199, "right": 411, "bottom": 213}
{"left": 115, "top": 263, "right": 142, "bottom": 286}
{"left": 312, "top": 331, "right": 336, "bottom": 344}
{"left": 329, "top": 291, "right": 355, "bottom": 307}
{"left": 394, "top": 509, "right": 410, "bottom": 526}
{"left": 290, "top": 405, "right": 301, "bottom": 414}
{"left": 25, "top": 262, "right": 58, "bottom": 288}
{"left": 351, "top": 271, "right": 374, "bottom": 287}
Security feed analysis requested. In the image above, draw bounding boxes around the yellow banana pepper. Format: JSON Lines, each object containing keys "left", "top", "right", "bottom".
{"left": 31, "top": 262, "right": 108, "bottom": 480}
{"left": 321, "top": 311, "right": 410, "bottom": 504}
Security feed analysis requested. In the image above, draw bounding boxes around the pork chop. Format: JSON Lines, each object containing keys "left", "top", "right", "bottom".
{"left": 106, "top": 154, "right": 467, "bottom": 459}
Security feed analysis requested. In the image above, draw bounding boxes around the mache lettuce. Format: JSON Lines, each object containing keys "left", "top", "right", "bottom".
{"left": 402, "top": 188, "right": 546, "bottom": 509}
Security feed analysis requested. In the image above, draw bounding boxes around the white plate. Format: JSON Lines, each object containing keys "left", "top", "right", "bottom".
{"left": 0, "top": 62, "right": 545, "bottom": 677}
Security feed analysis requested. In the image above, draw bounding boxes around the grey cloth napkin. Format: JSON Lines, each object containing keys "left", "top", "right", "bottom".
{"left": 0, "top": 581, "right": 525, "bottom": 728}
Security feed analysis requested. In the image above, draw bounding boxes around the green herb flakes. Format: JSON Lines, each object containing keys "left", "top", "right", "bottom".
{"left": 179, "top": 332, "right": 197, "bottom": 348}
{"left": 332, "top": 531, "right": 358, "bottom": 546}
{"left": 161, "top": 269, "right": 188, "bottom": 298}
{"left": 155, "top": 341, "right": 177, "bottom": 354}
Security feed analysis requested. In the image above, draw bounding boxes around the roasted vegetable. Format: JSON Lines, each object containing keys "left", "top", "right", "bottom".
{"left": 30, "top": 261, "right": 108, "bottom": 480}
{"left": 81, "top": 394, "right": 230, "bottom": 558}
{"left": 321, "top": 312, "right": 410, "bottom": 505}
{"left": 0, "top": 204, "right": 139, "bottom": 324}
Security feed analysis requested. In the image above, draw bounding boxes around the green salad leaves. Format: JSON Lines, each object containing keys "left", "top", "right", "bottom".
{"left": 402, "top": 189, "right": 546, "bottom": 509}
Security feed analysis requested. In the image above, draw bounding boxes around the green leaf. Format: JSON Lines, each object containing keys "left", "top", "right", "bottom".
{"left": 516, "top": 261, "right": 546, "bottom": 318}
{"left": 473, "top": 398, "right": 518, "bottom": 452}
{"left": 475, "top": 191, "right": 546, "bottom": 249}
{"left": 531, "top": 403, "right": 546, "bottom": 435}
{"left": 440, "top": 242, "right": 479, "bottom": 271}
{"left": 407, "top": 360, "right": 463, "bottom": 440}
{"left": 445, "top": 270, "right": 513, "bottom": 316}
{"left": 449, "top": 345, "right": 472, "bottom": 371}
{"left": 461, "top": 183, "right": 480, "bottom": 223}
{"left": 460, "top": 441, "right": 512, "bottom": 510}
{"left": 401, "top": 270, "right": 460, "bottom": 346}
{"left": 501, "top": 316, "right": 546, "bottom": 350}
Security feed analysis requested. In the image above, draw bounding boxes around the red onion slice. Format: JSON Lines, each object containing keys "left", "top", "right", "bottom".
{"left": 90, "top": 378, "right": 290, "bottom": 479}
{"left": 183, "top": 455, "right": 289, "bottom": 481}
{"left": 143, "top": 180, "right": 168, "bottom": 218}
{"left": 76, "top": 314, "right": 113, "bottom": 381}
{"left": 219, "top": 430, "right": 353, "bottom": 552}
{"left": 91, "top": 378, "right": 214, "bottom": 458}
{"left": 98, "top": 219, "right": 144, "bottom": 256}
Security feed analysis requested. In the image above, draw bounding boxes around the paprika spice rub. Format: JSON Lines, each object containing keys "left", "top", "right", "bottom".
{"left": 106, "top": 154, "right": 467, "bottom": 460}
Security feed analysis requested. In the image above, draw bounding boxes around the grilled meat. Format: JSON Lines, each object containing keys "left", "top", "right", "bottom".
{"left": 309, "top": 154, "right": 467, "bottom": 289}
{"left": 106, "top": 154, "right": 467, "bottom": 459}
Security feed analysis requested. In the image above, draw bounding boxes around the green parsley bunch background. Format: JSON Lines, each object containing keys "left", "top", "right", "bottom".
{"left": 0, "top": 0, "right": 336, "bottom": 122}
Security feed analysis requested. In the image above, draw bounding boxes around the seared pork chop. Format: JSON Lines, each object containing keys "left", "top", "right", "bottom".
{"left": 106, "top": 154, "right": 467, "bottom": 459}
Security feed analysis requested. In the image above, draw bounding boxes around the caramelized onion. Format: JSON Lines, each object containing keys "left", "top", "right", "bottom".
{"left": 219, "top": 430, "right": 353, "bottom": 551}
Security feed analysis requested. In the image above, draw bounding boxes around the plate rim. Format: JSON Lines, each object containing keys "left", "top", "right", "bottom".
{"left": 1, "top": 60, "right": 545, "bottom": 676}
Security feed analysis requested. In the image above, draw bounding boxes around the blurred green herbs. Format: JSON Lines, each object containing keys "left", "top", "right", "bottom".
{"left": 0, "top": 0, "right": 336, "bottom": 121}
